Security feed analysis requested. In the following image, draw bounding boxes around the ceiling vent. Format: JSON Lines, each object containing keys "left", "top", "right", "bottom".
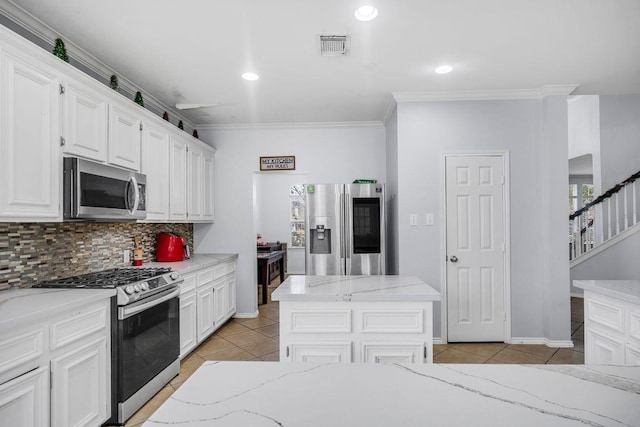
{"left": 319, "top": 34, "right": 350, "bottom": 56}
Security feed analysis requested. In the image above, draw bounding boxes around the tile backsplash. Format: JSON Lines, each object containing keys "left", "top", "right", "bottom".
{"left": 0, "top": 222, "right": 193, "bottom": 290}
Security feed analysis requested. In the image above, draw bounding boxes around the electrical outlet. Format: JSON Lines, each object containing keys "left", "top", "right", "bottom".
{"left": 409, "top": 214, "right": 418, "bottom": 226}
{"left": 123, "top": 250, "right": 130, "bottom": 263}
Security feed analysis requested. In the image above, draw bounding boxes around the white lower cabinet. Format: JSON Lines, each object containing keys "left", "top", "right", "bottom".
{"left": 0, "top": 297, "right": 111, "bottom": 427}
{"left": 361, "top": 342, "right": 425, "bottom": 364}
{"left": 213, "top": 278, "right": 227, "bottom": 325}
{"left": 196, "top": 280, "right": 216, "bottom": 342}
{"left": 179, "top": 288, "right": 198, "bottom": 359}
{"left": 289, "top": 342, "right": 352, "bottom": 363}
{"left": 583, "top": 290, "right": 640, "bottom": 365}
{"left": 279, "top": 301, "right": 434, "bottom": 364}
{"left": 179, "top": 258, "right": 238, "bottom": 359}
{"left": 50, "top": 337, "right": 109, "bottom": 427}
{"left": 0, "top": 366, "right": 49, "bottom": 427}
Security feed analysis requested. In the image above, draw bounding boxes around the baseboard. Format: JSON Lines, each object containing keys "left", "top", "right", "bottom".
{"left": 432, "top": 338, "right": 446, "bottom": 345}
{"left": 233, "top": 310, "right": 259, "bottom": 319}
{"left": 510, "top": 337, "right": 575, "bottom": 348}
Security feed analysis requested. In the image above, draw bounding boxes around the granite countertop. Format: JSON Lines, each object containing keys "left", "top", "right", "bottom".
{"left": 143, "top": 361, "right": 640, "bottom": 427}
{"left": 271, "top": 275, "right": 441, "bottom": 302}
{"left": 144, "top": 253, "right": 238, "bottom": 275}
{"left": 573, "top": 280, "right": 640, "bottom": 304}
{"left": 0, "top": 287, "right": 115, "bottom": 333}
{"left": 0, "top": 253, "right": 237, "bottom": 333}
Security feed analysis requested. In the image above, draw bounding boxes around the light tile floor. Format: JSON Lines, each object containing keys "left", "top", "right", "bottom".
{"left": 123, "top": 282, "right": 585, "bottom": 426}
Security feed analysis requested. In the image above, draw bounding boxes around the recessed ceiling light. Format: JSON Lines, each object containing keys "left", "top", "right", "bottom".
{"left": 435, "top": 65, "right": 453, "bottom": 74}
{"left": 355, "top": 5, "right": 378, "bottom": 21}
{"left": 242, "top": 72, "right": 259, "bottom": 81}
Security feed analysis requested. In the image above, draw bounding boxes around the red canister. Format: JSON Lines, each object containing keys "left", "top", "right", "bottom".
{"left": 155, "top": 233, "right": 186, "bottom": 262}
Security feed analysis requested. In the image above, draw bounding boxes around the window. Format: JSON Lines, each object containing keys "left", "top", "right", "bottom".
{"left": 290, "top": 184, "right": 305, "bottom": 248}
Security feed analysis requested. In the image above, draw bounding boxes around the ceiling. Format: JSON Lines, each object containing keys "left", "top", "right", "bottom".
{"left": 5, "top": 0, "right": 640, "bottom": 127}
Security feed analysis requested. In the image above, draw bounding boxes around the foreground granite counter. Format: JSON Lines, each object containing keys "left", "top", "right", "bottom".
{"left": 573, "top": 280, "right": 640, "bottom": 365}
{"left": 272, "top": 276, "right": 441, "bottom": 363}
{"left": 0, "top": 287, "right": 115, "bottom": 333}
{"left": 143, "top": 361, "right": 640, "bottom": 426}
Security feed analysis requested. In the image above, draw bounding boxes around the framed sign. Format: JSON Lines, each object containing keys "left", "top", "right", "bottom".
{"left": 260, "top": 156, "right": 296, "bottom": 171}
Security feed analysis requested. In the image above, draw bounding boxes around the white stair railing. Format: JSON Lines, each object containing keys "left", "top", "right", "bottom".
{"left": 570, "top": 171, "right": 640, "bottom": 261}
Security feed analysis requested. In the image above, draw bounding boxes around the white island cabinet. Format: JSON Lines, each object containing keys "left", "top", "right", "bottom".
{"left": 271, "top": 275, "right": 441, "bottom": 363}
{"left": 574, "top": 280, "right": 640, "bottom": 365}
{"left": 0, "top": 288, "right": 114, "bottom": 427}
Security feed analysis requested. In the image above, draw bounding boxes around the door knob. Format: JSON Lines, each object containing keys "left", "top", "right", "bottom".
{"left": 449, "top": 256, "right": 458, "bottom": 263}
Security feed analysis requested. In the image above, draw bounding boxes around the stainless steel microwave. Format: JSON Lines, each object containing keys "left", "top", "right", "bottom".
{"left": 63, "top": 157, "right": 146, "bottom": 221}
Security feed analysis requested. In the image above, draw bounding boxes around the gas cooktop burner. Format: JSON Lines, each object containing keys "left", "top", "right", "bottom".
{"left": 34, "top": 267, "right": 182, "bottom": 305}
{"left": 35, "top": 268, "right": 172, "bottom": 288}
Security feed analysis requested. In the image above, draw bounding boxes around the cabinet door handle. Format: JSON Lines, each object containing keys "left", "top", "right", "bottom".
{"left": 424, "top": 345, "right": 427, "bottom": 360}
{"left": 286, "top": 346, "right": 290, "bottom": 358}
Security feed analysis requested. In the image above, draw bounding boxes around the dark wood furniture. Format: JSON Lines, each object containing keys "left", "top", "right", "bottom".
{"left": 257, "top": 250, "right": 285, "bottom": 305}
{"left": 257, "top": 242, "right": 287, "bottom": 273}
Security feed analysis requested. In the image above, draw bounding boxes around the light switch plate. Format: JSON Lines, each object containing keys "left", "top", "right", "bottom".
{"left": 409, "top": 214, "right": 418, "bottom": 226}
{"left": 425, "top": 213, "right": 434, "bottom": 226}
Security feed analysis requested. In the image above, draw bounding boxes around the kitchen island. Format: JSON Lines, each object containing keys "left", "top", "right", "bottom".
{"left": 142, "top": 361, "right": 640, "bottom": 427}
{"left": 271, "top": 275, "right": 441, "bottom": 363}
{"left": 573, "top": 280, "right": 640, "bottom": 365}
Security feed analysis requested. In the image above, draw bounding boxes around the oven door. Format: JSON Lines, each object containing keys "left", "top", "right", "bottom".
{"left": 117, "top": 287, "right": 180, "bottom": 403}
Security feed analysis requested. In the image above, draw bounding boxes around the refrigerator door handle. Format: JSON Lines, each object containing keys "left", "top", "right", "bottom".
{"left": 344, "top": 191, "right": 351, "bottom": 278}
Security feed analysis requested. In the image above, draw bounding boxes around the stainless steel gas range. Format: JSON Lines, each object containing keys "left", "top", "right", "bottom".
{"left": 34, "top": 267, "right": 183, "bottom": 425}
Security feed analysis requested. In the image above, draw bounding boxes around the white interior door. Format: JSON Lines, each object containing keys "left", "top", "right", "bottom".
{"left": 446, "top": 155, "right": 506, "bottom": 342}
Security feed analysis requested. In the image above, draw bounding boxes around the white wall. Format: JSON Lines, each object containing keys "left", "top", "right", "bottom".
{"left": 570, "top": 229, "right": 640, "bottom": 295}
{"left": 194, "top": 125, "right": 386, "bottom": 316}
{"left": 568, "top": 96, "right": 600, "bottom": 161}
{"left": 395, "top": 98, "right": 571, "bottom": 342}
{"left": 599, "top": 94, "right": 640, "bottom": 191}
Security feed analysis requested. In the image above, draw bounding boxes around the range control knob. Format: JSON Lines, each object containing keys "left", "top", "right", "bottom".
{"left": 140, "top": 282, "right": 149, "bottom": 291}
{"left": 169, "top": 272, "right": 180, "bottom": 281}
{"left": 125, "top": 286, "right": 135, "bottom": 295}
{"left": 134, "top": 284, "right": 141, "bottom": 292}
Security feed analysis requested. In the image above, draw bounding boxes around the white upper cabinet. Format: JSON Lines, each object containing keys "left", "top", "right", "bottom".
{"left": 60, "top": 77, "right": 108, "bottom": 162}
{"left": 203, "top": 148, "right": 215, "bottom": 222}
{"left": 0, "top": 45, "right": 61, "bottom": 221}
{"left": 0, "top": 25, "right": 215, "bottom": 222}
{"left": 108, "top": 103, "right": 141, "bottom": 171}
{"left": 141, "top": 121, "right": 170, "bottom": 221}
{"left": 169, "top": 134, "right": 189, "bottom": 221}
{"left": 187, "top": 141, "right": 204, "bottom": 221}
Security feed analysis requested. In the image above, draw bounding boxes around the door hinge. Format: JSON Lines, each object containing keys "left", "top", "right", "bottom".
{"left": 59, "top": 136, "right": 65, "bottom": 146}
{"left": 140, "top": 123, "right": 143, "bottom": 131}
{"left": 59, "top": 84, "right": 65, "bottom": 94}
{"left": 502, "top": 243, "right": 506, "bottom": 252}
{"left": 49, "top": 368, "right": 53, "bottom": 390}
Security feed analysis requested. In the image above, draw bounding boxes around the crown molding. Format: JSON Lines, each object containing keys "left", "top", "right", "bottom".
{"left": 393, "top": 85, "right": 580, "bottom": 103}
{"left": 197, "top": 121, "right": 384, "bottom": 131}
{"left": 0, "top": 1, "right": 195, "bottom": 131}
{"left": 381, "top": 94, "right": 397, "bottom": 126}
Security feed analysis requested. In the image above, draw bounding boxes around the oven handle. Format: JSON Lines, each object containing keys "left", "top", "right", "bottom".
{"left": 127, "top": 176, "right": 140, "bottom": 215}
{"left": 119, "top": 286, "right": 181, "bottom": 320}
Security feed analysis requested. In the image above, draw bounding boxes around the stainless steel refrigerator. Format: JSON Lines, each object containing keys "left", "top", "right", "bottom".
{"left": 305, "top": 183, "right": 385, "bottom": 275}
